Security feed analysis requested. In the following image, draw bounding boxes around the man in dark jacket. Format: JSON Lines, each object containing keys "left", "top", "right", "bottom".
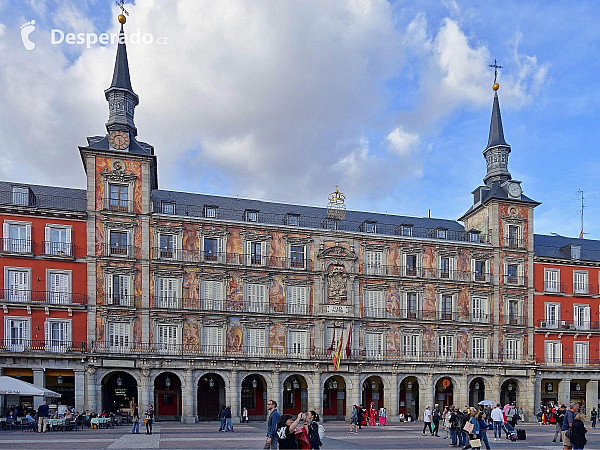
{"left": 265, "top": 400, "right": 280, "bottom": 449}
{"left": 37, "top": 401, "right": 50, "bottom": 433}
{"left": 219, "top": 405, "right": 226, "bottom": 431}
{"left": 225, "top": 405, "right": 234, "bottom": 432}
{"left": 552, "top": 405, "right": 566, "bottom": 443}
{"left": 432, "top": 404, "right": 441, "bottom": 436}
{"left": 357, "top": 405, "right": 364, "bottom": 429}
{"left": 449, "top": 407, "right": 460, "bottom": 447}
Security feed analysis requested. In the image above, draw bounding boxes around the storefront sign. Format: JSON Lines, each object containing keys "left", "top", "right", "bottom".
{"left": 115, "top": 388, "right": 127, "bottom": 396}
{"left": 327, "top": 305, "right": 349, "bottom": 314}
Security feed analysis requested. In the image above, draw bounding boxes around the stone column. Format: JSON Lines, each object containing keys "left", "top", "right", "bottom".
{"left": 182, "top": 369, "right": 195, "bottom": 423}
{"left": 586, "top": 380, "right": 598, "bottom": 417}
{"left": 86, "top": 367, "right": 98, "bottom": 412}
{"left": 558, "top": 378, "right": 570, "bottom": 407}
{"left": 492, "top": 374, "right": 501, "bottom": 404}
{"left": 0, "top": 367, "right": 4, "bottom": 415}
{"left": 310, "top": 370, "right": 322, "bottom": 412}
{"left": 229, "top": 370, "right": 240, "bottom": 422}
{"left": 456, "top": 373, "right": 468, "bottom": 409}
{"left": 533, "top": 372, "right": 542, "bottom": 422}
{"left": 74, "top": 370, "right": 85, "bottom": 412}
{"left": 272, "top": 371, "right": 282, "bottom": 411}
{"left": 140, "top": 370, "right": 151, "bottom": 411}
{"left": 33, "top": 369, "right": 45, "bottom": 409}
{"left": 420, "top": 374, "right": 433, "bottom": 415}
{"left": 387, "top": 372, "right": 399, "bottom": 422}
{"left": 349, "top": 372, "right": 360, "bottom": 415}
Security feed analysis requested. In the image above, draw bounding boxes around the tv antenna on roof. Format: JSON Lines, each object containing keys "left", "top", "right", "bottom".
{"left": 575, "top": 189, "right": 594, "bottom": 239}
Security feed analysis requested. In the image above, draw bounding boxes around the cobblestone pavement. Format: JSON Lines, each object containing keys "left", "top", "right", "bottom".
{"left": 0, "top": 421, "right": 599, "bottom": 449}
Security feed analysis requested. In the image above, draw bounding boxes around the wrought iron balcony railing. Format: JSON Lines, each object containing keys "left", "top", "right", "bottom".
{"left": 102, "top": 197, "right": 135, "bottom": 213}
{"left": 544, "top": 281, "right": 566, "bottom": 294}
{"left": 105, "top": 294, "right": 136, "bottom": 307}
{"left": 0, "top": 339, "right": 87, "bottom": 353}
{"left": 0, "top": 238, "right": 33, "bottom": 254}
{"left": 536, "top": 357, "right": 595, "bottom": 367}
{"left": 361, "top": 307, "right": 492, "bottom": 324}
{"left": 571, "top": 283, "right": 597, "bottom": 296}
{"left": 41, "top": 241, "right": 75, "bottom": 258}
{"left": 537, "top": 319, "right": 599, "bottom": 331}
{"left": 101, "top": 243, "right": 137, "bottom": 258}
{"left": 504, "top": 275, "right": 526, "bottom": 286}
{"left": 0, "top": 289, "right": 87, "bottom": 305}
{"left": 150, "top": 297, "right": 311, "bottom": 315}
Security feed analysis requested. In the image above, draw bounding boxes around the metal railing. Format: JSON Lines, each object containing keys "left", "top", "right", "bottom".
{"left": 504, "top": 275, "right": 526, "bottom": 286}
{"left": 361, "top": 307, "right": 492, "bottom": 323}
{"left": 101, "top": 243, "right": 136, "bottom": 258}
{"left": 571, "top": 283, "right": 596, "bottom": 296}
{"left": 537, "top": 319, "right": 598, "bottom": 331}
{"left": 505, "top": 315, "right": 526, "bottom": 326}
{"left": 105, "top": 295, "right": 135, "bottom": 307}
{"left": 505, "top": 236, "right": 525, "bottom": 249}
{"left": 362, "top": 265, "right": 491, "bottom": 282}
{"left": 0, "top": 238, "right": 33, "bottom": 254}
{"left": 41, "top": 241, "right": 75, "bottom": 258}
{"left": 544, "top": 281, "right": 566, "bottom": 294}
{"left": 0, "top": 339, "right": 87, "bottom": 353}
{"left": 150, "top": 297, "right": 311, "bottom": 315}
{"left": 536, "top": 357, "right": 595, "bottom": 367}
{"left": 0, "top": 289, "right": 86, "bottom": 305}
{"left": 103, "top": 197, "right": 134, "bottom": 213}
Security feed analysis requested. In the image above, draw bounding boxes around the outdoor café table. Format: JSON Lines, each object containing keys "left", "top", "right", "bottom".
{"left": 90, "top": 417, "right": 109, "bottom": 428}
{"left": 48, "top": 419, "right": 65, "bottom": 430}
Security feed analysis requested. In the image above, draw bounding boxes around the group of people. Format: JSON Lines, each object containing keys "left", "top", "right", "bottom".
{"left": 348, "top": 403, "right": 387, "bottom": 432}
{"left": 265, "top": 400, "right": 323, "bottom": 449}
{"left": 218, "top": 405, "right": 235, "bottom": 432}
{"left": 128, "top": 403, "right": 153, "bottom": 435}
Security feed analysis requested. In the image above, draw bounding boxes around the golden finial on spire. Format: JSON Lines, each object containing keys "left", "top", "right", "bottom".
{"left": 327, "top": 186, "right": 346, "bottom": 220}
{"left": 116, "top": 0, "right": 129, "bottom": 24}
{"left": 488, "top": 59, "right": 502, "bottom": 91}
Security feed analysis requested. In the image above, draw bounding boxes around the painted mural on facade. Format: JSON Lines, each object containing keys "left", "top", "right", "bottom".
{"left": 227, "top": 318, "right": 243, "bottom": 354}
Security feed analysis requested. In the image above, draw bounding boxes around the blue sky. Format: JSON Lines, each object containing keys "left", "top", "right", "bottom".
{"left": 0, "top": 1, "right": 599, "bottom": 238}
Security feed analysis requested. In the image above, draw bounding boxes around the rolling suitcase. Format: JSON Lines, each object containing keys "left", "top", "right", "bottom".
{"left": 516, "top": 428, "right": 526, "bottom": 440}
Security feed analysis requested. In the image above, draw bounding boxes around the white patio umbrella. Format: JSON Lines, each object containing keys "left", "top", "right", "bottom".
{"left": 478, "top": 400, "right": 495, "bottom": 406}
{"left": 0, "top": 376, "right": 61, "bottom": 397}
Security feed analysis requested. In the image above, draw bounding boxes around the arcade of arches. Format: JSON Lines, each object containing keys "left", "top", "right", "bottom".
{"left": 90, "top": 370, "right": 537, "bottom": 422}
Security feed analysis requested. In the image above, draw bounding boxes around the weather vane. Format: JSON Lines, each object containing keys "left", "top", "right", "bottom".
{"left": 116, "top": 0, "right": 129, "bottom": 24}
{"left": 488, "top": 59, "right": 503, "bottom": 91}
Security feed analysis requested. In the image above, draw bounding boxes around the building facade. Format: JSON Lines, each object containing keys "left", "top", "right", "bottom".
{"left": 0, "top": 182, "right": 88, "bottom": 413}
{"left": 533, "top": 235, "right": 600, "bottom": 414}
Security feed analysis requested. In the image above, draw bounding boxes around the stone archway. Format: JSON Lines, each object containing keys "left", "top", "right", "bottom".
{"left": 469, "top": 377, "right": 486, "bottom": 407}
{"left": 500, "top": 378, "right": 519, "bottom": 407}
{"left": 434, "top": 376, "right": 455, "bottom": 409}
{"left": 362, "top": 376, "right": 384, "bottom": 413}
{"left": 241, "top": 374, "right": 268, "bottom": 420}
{"left": 323, "top": 375, "right": 347, "bottom": 420}
{"left": 399, "top": 376, "right": 419, "bottom": 419}
{"left": 197, "top": 373, "right": 226, "bottom": 420}
{"left": 101, "top": 371, "right": 138, "bottom": 414}
{"left": 154, "top": 372, "right": 182, "bottom": 421}
{"left": 283, "top": 374, "right": 308, "bottom": 415}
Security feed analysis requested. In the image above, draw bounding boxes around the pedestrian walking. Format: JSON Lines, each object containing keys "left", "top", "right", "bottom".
{"left": 477, "top": 412, "right": 491, "bottom": 450}
{"left": 219, "top": 405, "right": 226, "bottom": 431}
{"left": 432, "top": 404, "right": 441, "bottom": 436}
{"left": 562, "top": 402, "right": 580, "bottom": 450}
{"left": 442, "top": 406, "right": 451, "bottom": 439}
{"left": 553, "top": 405, "right": 566, "bottom": 443}
{"left": 265, "top": 399, "right": 280, "bottom": 450}
{"left": 357, "top": 405, "right": 364, "bottom": 429}
{"left": 449, "top": 406, "right": 460, "bottom": 447}
{"left": 349, "top": 404, "right": 359, "bottom": 434}
{"left": 225, "top": 405, "right": 235, "bottom": 432}
{"left": 422, "top": 405, "right": 433, "bottom": 436}
{"left": 463, "top": 409, "right": 481, "bottom": 450}
{"left": 145, "top": 404, "right": 153, "bottom": 435}
{"left": 242, "top": 407, "right": 249, "bottom": 423}
{"left": 37, "top": 401, "right": 49, "bottom": 433}
{"left": 571, "top": 413, "right": 587, "bottom": 450}
{"left": 590, "top": 407, "right": 597, "bottom": 428}
{"left": 130, "top": 403, "right": 140, "bottom": 434}
{"left": 491, "top": 403, "right": 503, "bottom": 441}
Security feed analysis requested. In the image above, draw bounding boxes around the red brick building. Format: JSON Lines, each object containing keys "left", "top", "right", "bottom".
{"left": 0, "top": 183, "right": 87, "bottom": 413}
{"left": 533, "top": 234, "right": 600, "bottom": 414}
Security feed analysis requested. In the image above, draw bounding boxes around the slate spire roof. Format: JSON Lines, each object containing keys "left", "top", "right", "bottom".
{"left": 109, "top": 24, "right": 136, "bottom": 96}
{"left": 486, "top": 91, "right": 508, "bottom": 148}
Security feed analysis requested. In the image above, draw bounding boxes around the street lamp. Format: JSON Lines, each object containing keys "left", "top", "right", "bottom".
{"left": 117, "top": 374, "right": 123, "bottom": 387}
{"left": 474, "top": 382, "right": 480, "bottom": 390}
{"left": 407, "top": 381, "right": 413, "bottom": 390}
{"left": 332, "top": 380, "right": 338, "bottom": 390}
{"left": 576, "top": 383, "right": 581, "bottom": 391}
{"left": 507, "top": 383, "right": 513, "bottom": 392}
{"left": 57, "top": 375, "right": 63, "bottom": 385}
{"left": 371, "top": 381, "right": 376, "bottom": 390}
{"left": 252, "top": 377, "right": 258, "bottom": 389}
{"left": 165, "top": 375, "right": 171, "bottom": 389}
{"left": 209, "top": 378, "right": 215, "bottom": 389}
{"left": 292, "top": 379, "right": 300, "bottom": 390}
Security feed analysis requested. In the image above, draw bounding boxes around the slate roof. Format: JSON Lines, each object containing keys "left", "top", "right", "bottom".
{"left": 0, "top": 181, "right": 86, "bottom": 212}
{"left": 487, "top": 92, "right": 508, "bottom": 148}
{"left": 109, "top": 24, "right": 136, "bottom": 97}
{"left": 152, "top": 189, "right": 471, "bottom": 239}
{"left": 82, "top": 135, "right": 154, "bottom": 156}
{"left": 534, "top": 234, "right": 600, "bottom": 262}
{"left": 459, "top": 181, "right": 540, "bottom": 219}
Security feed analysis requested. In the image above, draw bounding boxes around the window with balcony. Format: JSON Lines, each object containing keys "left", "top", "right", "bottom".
{"left": 472, "top": 337, "right": 486, "bottom": 359}
{"left": 544, "top": 269, "right": 560, "bottom": 292}
{"left": 365, "top": 332, "right": 384, "bottom": 358}
{"left": 574, "top": 304, "right": 590, "bottom": 330}
{"left": 48, "top": 271, "right": 70, "bottom": 304}
{"left": 246, "top": 327, "right": 266, "bottom": 356}
{"left": 159, "top": 234, "right": 178, "bottom": 260}
{"left": 108, "top": 184, "right": 129, "bottom": 212}
{"left": 288, "top": 330, "right": 307, "bottom": 356}
{"left": 508, "top": 299, "right": 521, "bottom": 325}
{"left": 365, "top": 251, "right": 383, "bottom": 275}
{"left": 440, "top": 257, "right": 452, "bottom": 279}
{"left": 5, "top": 269, "right": 30, "bottom": 302}
{"left": 544, "top": 303, "right": 560, "bottom": 328}
{"left": 506, "top": 264, "right": 519, "bottom": 284}
{"left": 203, "top": 237, "right": 224, "bottom": 263}
{"left": 405, "top": 254, "right": 418, "bottom": 276}
{"left": 573, "top": 271, "right": 589, "bottom": 294}
{"left": 545, "top": 341, "right": 561, "bottom": 365}
{"left": 245, "top": 210, "right": 259, "bottom": 222}
{"left": 437, "top": 335, "right": 454, "bottom": 359}
{"left": 45, "top": 319, "right": 71, "bottom": 352}
{"left": 157, "top": 324, "right": 179, "bottom": 352}
{"left": 245, "top": 241, "right": 266, "bottom": 266}
{"left": 246, "top": 283, "right": 266, "bottom": 313}
{"left": 471, "top": 297, "right": 487, "bottom": 323}
{"left": 202, "top": 325, "right": 223, "bottom": 355}
{"left": 4, "top": 317, "right": 30, "bottom": 351}
{"left": 474, "top": 260, "right": 487, "bottom": 282}
{"left": 574, "top": 342, "right": 588, "bottom": 366}
{"left": 405, "top": 292, "right": 418, "bottom": 319}
{"left": 202, "top": 280, "right": 224, "bottom": 311}
{"left": 109, "top": 231, "right": 129, "bottom": 256}
{"left": 290, "top": 245, "right": 305, "bottom": 269}
{"left": 2, "top": 221, "right": 31, "bottom": 253}
{"left": 402, "top": 334, "right": 419, "bottom": 358}
{"left": 161, "top": 202, "right": 176, "bottom": 215}
{"left": 506, "top": 338, "right": 521, "bottom": 361}
{"left": 439, "top": 294, "right": 454, "bottom": 320}
{"left": 108, "top": 322, "right": 131, "bottom": 351}
{"left": 156, "top": 277, "right": 180, "bottom": 309}
{"left": 287, "top": 285, "right": 308, "bottom": 315}
{"left": 44, "top": 225, "right": 72, "bottom": 256}
{"left": 12, "top": 186, "right": 30, "bottom": 206}
{"left": 106, "top": 274, "right": 131, "bottom": 306}
{"left": 203, "top": 205, "right": 218, "bottom": 218}
{"left": 507, "top": 225, "right": 520, "bottom": 248}
{"left": 364, "top": 290, "right": 385, "bottom": 318}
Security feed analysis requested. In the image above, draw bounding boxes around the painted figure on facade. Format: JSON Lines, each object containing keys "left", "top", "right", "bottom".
{"left": 269, "top": 277, "right": 285, "bottom": 313}
{"left": 327, "top": 266, "right": 347, "bottom": 304}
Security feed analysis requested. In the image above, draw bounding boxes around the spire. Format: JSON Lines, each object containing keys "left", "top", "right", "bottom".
{"left": 105, "top": 16, "right": 139, "bottom": 136}
{"left": 486, "top": 91, "right": 508, "bottom": 148}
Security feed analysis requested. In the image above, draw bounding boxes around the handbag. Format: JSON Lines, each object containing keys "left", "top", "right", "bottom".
{"left": 142, "top": 418, "right": 148, "bottom": 424}
{"left": 469, "top": 438, "right": 481, "bottom": 447}
{"left": 565, "top": 428, "right": 572, "bottom": 438}
{"left": 463, "top": 421, "right": 474, "bottom": 433}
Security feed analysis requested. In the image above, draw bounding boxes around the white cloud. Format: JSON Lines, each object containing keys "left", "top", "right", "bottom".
{"left": 386, "top": 127, "right": 421, "bottom": 156}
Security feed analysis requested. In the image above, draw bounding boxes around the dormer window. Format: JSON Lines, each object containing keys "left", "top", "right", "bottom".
{"left": 204, "top": 205, "right": 218, "bottom": 219}
{"left": 395, "top": 224, "right": 413, "bottom": 237}
{"left": 161, "top": 201, "right": 175, "bottom": 215}
{"left": 323, "top": 219, "right": 338, "bottom": 230}
{"left": 571, "top": 245, "right": 581, "bottom": 261}
{"left": 12, "top": 186, "right": 30, "bottom": 206}
{"left": 434, "top": 228, "right": 448, "bottom": 239}
{"left": 285, "top": 214, "right": 299, "bottom": 226}
{"left": 361, "top": 221, "right": 377, "bottom": 233}
{"left": 469, "top": 230, "right": 481, "bottom": 243}
{"left": 245, "top": 210, "right": 259, "bottom": 222}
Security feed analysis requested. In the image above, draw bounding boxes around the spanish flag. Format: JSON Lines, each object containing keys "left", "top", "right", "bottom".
{"left": 579, "top": 228, "right": 584, "bottom": 239}
{"left": 332, "top": 332, "right": 344, "bottom": 371}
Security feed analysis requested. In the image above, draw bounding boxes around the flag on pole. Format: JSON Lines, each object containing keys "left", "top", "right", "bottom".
{"left": 332, "top": 333, "right": 344, "bottom": 371}
{"left": 345, "top": 323, "right": 352, "bottom": 358}
{"left": 579, "top": 228, "right": 584, "bottom": 239}
{"left": 326, "top": 328, "right": 335, "bottom": 356}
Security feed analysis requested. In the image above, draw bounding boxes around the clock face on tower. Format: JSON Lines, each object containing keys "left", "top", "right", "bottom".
{"left": 507, "top": 182, "right": 522, "bottom": 198}
{"left": 108, "top": 131, "right": 130, "bottom": 150}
